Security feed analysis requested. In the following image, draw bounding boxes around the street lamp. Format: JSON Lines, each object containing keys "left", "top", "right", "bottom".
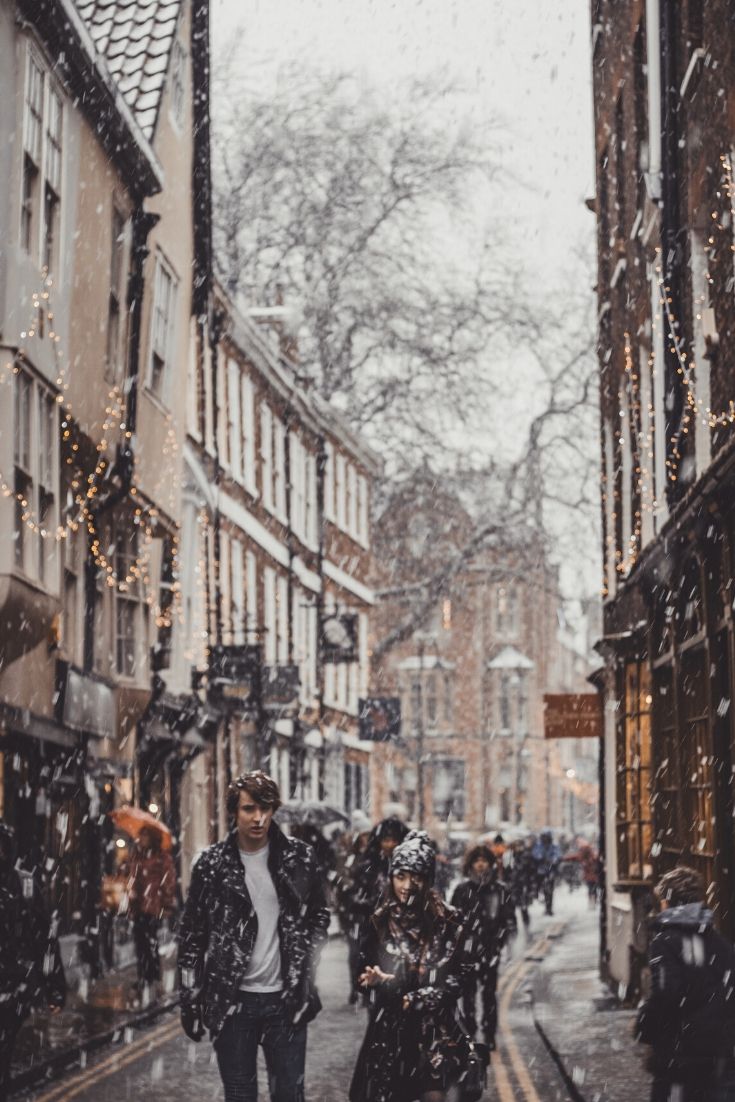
{"left": 413, "top": 631, "right": 436, "bottom": 829}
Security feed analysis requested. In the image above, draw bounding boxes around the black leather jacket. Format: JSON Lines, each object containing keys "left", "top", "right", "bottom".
{"left": 636, "top": 903, "right": 735, "bottom": 1075}
{"left": 177, "top": 824, "right": 330, "bottom": 1037}
{"left": 450, "top": 875, "right": 515, "bottom": 967}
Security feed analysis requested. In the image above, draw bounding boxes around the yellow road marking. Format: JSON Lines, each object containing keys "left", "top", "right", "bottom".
{"left": 498, "top": 961, "right": 542, "bottom": 1102}
{"left": 33, "top": 1017, "right": 180, "bottom": 1102}
{"left": 50, "top": 1021, "right": 181, "bottom": 1102}
{"left": 493, "top": 923, "right": 565, "bottom": 1100}
{"left": 485, "top": 933, "right": 547, "bottom": 1101}
{"left": 490, "top": 1047, "right": 517, "bottom": 1102}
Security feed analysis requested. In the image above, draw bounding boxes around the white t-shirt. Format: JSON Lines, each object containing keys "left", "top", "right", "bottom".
{"left": 239, "top": 845, "right": 283, "bottom": 992}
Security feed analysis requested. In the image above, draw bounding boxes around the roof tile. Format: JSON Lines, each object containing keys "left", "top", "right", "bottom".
{"left": 74, "top": 0, "right": 184, "bottom": 140}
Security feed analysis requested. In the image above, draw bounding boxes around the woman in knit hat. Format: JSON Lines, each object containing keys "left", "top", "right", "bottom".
{"left": 349, "top": 831, "right": 478, "bottom": 1102}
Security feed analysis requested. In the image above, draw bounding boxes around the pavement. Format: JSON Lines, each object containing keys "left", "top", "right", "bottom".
{"left": 530, "top": 894, "right": 651, "bottom": 1102}
{"left": 10, "top": 936, "right": 179, "bottom": 1093}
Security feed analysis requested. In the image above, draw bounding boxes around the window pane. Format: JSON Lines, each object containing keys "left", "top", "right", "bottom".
{"left": 116, "top": 597, "right": 137, "bottom": 677}
{"left": 46, "top": 88, "right": 63, "bottom": 193}
{"left": 24, "top": 54, "right": 44, "bottom": 162}
{"left": 14, "top": 373, "right": 32, "bottom": 468}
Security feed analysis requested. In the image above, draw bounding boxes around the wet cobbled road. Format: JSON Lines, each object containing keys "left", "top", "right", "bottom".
{"left": 19, "top": 896, "right": 588, "bottom": 1102}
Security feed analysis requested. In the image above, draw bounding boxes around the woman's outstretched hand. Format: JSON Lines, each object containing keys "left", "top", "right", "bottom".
{"left": 358, "top": 965, "right": 395, "bottom": 988}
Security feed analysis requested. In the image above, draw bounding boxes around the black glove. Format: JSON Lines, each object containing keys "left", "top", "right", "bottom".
{"left": 181, "top": 1002, "right": 205, "bottom": 1042}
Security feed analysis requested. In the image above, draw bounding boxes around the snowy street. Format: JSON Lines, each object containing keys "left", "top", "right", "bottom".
{"left": 16, "top": 894, "right": 618, "bottom": 1102}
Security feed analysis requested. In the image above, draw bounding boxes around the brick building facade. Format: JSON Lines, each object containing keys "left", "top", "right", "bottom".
{"left": 0, "top": 0, "right": 381, "bottom": 955}
{"left": 371, "top": 474, "right": 598, "bottom": 840}
{"left": 592, "top": 0, "right": 735, "bottom": 993}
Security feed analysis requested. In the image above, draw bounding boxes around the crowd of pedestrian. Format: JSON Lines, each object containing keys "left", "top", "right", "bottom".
{"left": 2, "top": 774, "right": 734, "bottom": 1102}
{"left": 174, "top": 775, "right": 608, "bottom": 1102}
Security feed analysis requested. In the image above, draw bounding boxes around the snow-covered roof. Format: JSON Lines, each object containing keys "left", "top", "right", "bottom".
{"left": 75, "top": 0, "right": 182, "bottom": 140}
{"left": 487, "top": 645, "right": 534, "bottom": 671}
{"left": 397, "top": 656, "right": 456, "bottom": 672}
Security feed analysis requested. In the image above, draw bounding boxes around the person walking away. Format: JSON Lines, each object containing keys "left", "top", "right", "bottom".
{"left": 0, "top": 822, "right": 66, "bottom": 1102}
{"left": 578, "top": 843, "right": 599, "bottom": 907}
{"left": 531, "top": 831, "right": 560, "bottom": 916}
{"left": 178, "top": 771, "right": 329, "bottom": 1102}
{"left": 636, "top": 866, "right": 735, "bottom": 1102}
{"left": 334, "top": 823, "right": 372, "bottom": 1003}
{"left": 351, "top": 830, "right": 480, "bottom": 1102}
{"left": 509, "top": 839, "right": 535, "bottom": 931}
{"left": 451, "top": 844, "right": 515, "bottom": 1049}
{"left": 128, "top": 824, "right": 176, "bottom": 1000}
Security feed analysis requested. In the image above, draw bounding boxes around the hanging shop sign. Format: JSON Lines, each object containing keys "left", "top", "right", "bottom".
{"left": 543, "top": 694, "right": 603, "bottom": 740}
{"left": 209, "top": 644, "right": 261, "bottom": 708}
{"left": 262, "top": 665, "right": 301, "bottom": 717}
{"left": 358, "top": 697, "right": 402, "bottom": 742}
{"left": 55, "top": 661, "right": 116, "bottom": 739}
{"left": 321, "top": 612, "right": 359, "bottom": 663}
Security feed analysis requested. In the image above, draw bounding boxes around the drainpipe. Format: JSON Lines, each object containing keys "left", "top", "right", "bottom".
{"left": 645, "top": 0, "right": 662, "bottom": 199}
{"left": 208, "top": 307, "right": 231, "bottom": 796}
{"left": 316, "top": 435, "right": 327, "bottom": 800}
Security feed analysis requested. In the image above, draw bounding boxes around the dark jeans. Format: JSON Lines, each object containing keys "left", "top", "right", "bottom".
{"left": 133, "top": 914, "right": 161, "bottom": 984}
{"left": 214, "top": 991, "right": 307, "bottom": 1102}
{"left": 461, "top": 965, "right": 499, "bottom": 1045}
{"left": 347, "top": 934, "right": 361, "bottom": 1000}
{"left": 651, "top": 1061, "right": 735, "bottom": 1102}
{"left": 0, "top": 1003, "right": 22, "bottom": 1102}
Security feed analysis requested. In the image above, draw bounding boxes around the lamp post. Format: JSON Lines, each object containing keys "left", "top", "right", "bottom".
{"left": 413, "top": 632, "right": 436, "bottom": 829}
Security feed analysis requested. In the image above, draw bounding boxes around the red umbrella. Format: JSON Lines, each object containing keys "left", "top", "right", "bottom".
{"left": 110, "top": 806, "right": 173, "bottom": 850}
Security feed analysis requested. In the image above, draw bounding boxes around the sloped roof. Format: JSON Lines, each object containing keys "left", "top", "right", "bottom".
{"left": 75, "top": 0, "right": 182, "bottom": 139}
{"left": 487, "top": 645, "right": 535, "bottom": 671}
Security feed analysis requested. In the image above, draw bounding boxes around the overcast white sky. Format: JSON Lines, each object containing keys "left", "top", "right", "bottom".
{"left": 210, "top": 0, "right": 596, "bottom": 286}
{"left": 209, "top": 0, "right": 600, "bottom": 601}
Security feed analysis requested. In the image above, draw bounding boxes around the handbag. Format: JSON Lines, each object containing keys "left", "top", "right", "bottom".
{"left": 459, "top": 1039, "right": 490, "bottom": 1102}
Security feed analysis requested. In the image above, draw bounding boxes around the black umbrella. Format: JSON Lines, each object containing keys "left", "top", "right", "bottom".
{"left": 275, "top": 800, "right": 350, "bottom": 828}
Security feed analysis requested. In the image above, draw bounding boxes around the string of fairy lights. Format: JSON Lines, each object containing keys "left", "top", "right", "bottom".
{"left": 1, "top": 268, "right": 182, "bottom": 623}
{"left": 604, "top": 153, "right": 735, "bottom": 590}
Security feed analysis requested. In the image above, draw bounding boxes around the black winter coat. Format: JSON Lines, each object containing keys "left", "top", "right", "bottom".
{"left": 350, "top": 895, "right": 474, "bottom": 1102}
{"left": 636, "top": 903, "right": 735, "bottom": 1077}
{"left": 177, "top": 825, "right": 330, "bottom": 1038}
{"left": 0, "top": 863, "right": 66, "bottom": 1017}
{"left": 450, "top": 876, "right": 515, "bottom": 970}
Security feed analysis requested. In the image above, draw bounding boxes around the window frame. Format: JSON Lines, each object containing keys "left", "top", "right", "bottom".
{"left": 273, "top": 416, "right": 287, "bottom": 520}
{"left": 260, "top": 404, "right": 274, "bottom": 510}
{"left": 13, "top": 366, "right": 59, "bottom": 587}
{"left": 615, "top": 658, "right": 653, "bottom": 882}
{"left": 227, "top": 358, "right": 242, "bottom": 480}
{"left": 147, "top": 251, "right": 179, "bottom": 407}
{"left": 324, "top": 441, "right": 335, "bottom": 521}
{"left": 241, "top": 374, "right": 257, "bottom": 496}
{"left": 21, "top": 46, "right": 64, "bottom": 275}
{"left": 114, "top": 522, "right": 144, "bottom": 680}
{"left": 106, "top": 205, "right": 129, "bottom": 384}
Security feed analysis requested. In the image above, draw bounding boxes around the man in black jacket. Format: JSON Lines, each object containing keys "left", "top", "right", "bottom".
{"left": 0, "top": 822, "right": 66, "bottom": 1102}
{"left": 178, "top": 771, "right": 330, "bottom": 1102}
{"left": 451, "top": 843, "right": 515, "bottom": 1049}
{"left": 636, "top": 865, "right": 735, "bottom": 1102}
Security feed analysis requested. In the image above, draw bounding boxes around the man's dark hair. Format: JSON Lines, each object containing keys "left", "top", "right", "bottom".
{"left": 463, "top": 843, "right": 496, "bottom": 877}
{"left": 654, "top": 865, "right": 705, "bottom": 907}
{"left": 226, "top": 771, "right": 281, "bottom": 820}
